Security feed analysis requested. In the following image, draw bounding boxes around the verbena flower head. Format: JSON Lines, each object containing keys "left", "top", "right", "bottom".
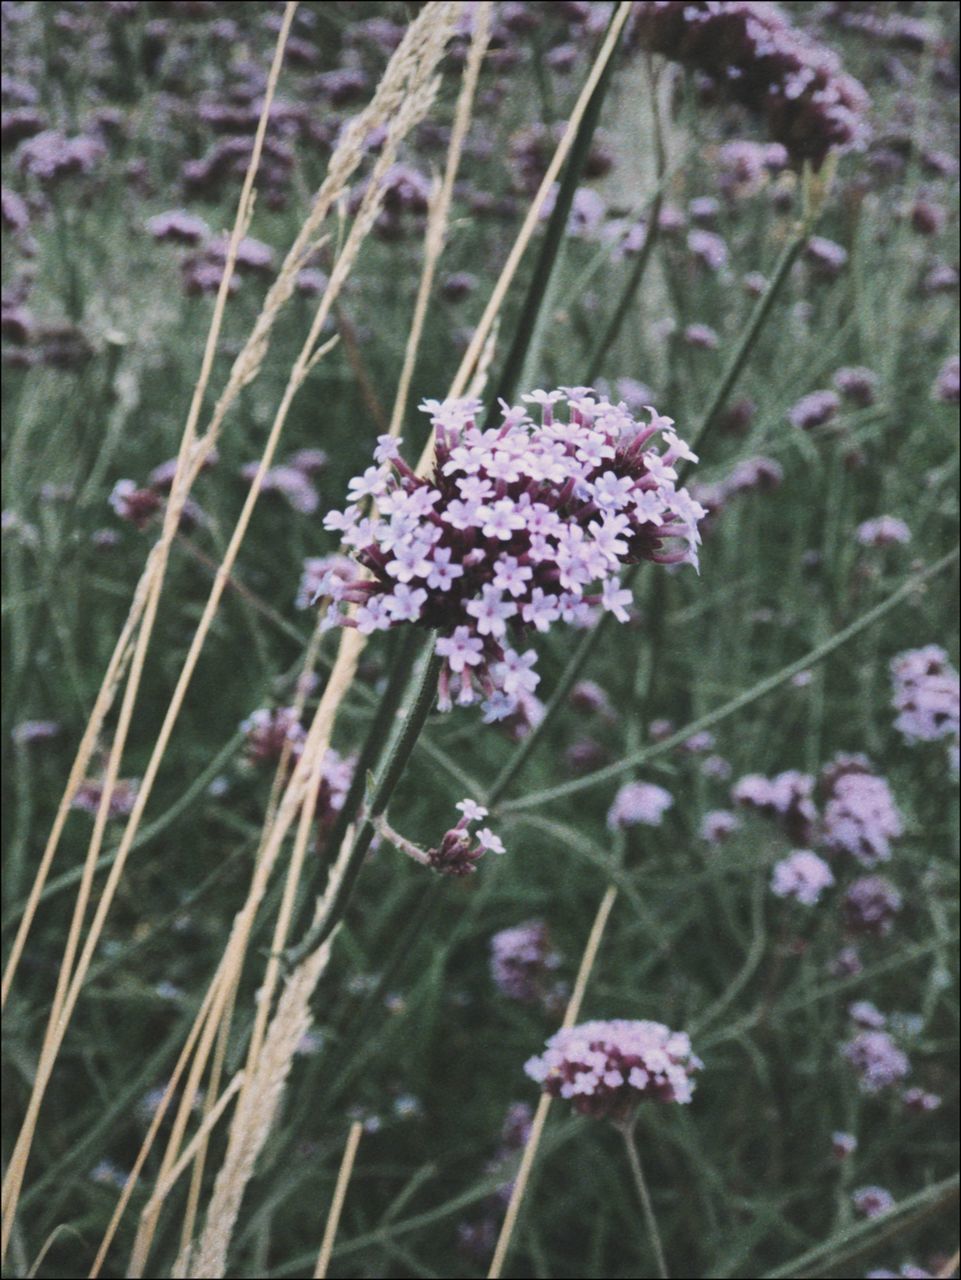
{"left": 321, "top": 390, "right": 704, "bottom": 715}
{"left": 732, "top": 769, "right": 817, "bottom": 844}
{"left": 490, "top": 919, "right": 563, "bottom": 1007}
{"left": 771, "top": 849, "right": 834, "bottom": 905}
{"left": 525, "top": 1018, "right": 701, "bottom": 1120}
{"left": 607, "top": 781, "right": 673, "bottom": 830}
{"left": 857, "top": 516, "right": 910, "bottom": 548}
{"left": 890, "top": 646, "right": 960, "bottom": 746}
{"left": 72, "top": 777, "right": 139, "bottom": 819}
{"left": 901, "top": 1087, "right": 941, "bottom": 1113}
{"left": 843, "top": 875, "right": 903, "bottom": 938}
{"left": 831, "top": 1130, "right": 857, "bottom": 1159}
{"left": 427, "top": 800, "right": 505, "bottom": 875}
{"left": 842, "top": 1030, "right": 910, "bottom": 1093}
{"left": 700, "top": 808, "right": 740, "bottom": 845}
{"left": 852, "top": 1186, "right": 895, "bottom": 1219}
{"left": 821, "top": 758, "right": 903, "bottom": 867}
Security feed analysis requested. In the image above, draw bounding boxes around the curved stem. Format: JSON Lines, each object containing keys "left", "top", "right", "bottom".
{"left": 286, "top": 638, "right": 442, "bottom": 965}
{"left": 620, "top": 1119, "right": 670, "bottom": 1280}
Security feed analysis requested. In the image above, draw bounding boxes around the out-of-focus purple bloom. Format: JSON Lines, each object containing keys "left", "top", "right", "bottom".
{"left": 770, "top": 850, "right": 834, "bottom": 905}
{"left": 902, "top": 1087, "right": 941, "bottom": 1113}
{"left": 732, "top": 770, "right": 818, "bottom": 844}
{"left": 700, "top": 809, "right": 740, "bottom": 845}
{"left": 109, "top": 479, "right": 162, "bottom": 529}
{"left": 849, "top": 1000, "right": 886, "bottom": 1030}
{"left": 11, "top": 719, "right": 60, "bottom": 745}
{"left": 932, "top": 355, "right": 959, "bottom": 404}
{"left": 240, "top": 461, "right": 319, "bottom": 514}
{"left": 890, "top": 646, "right": 959, "bottom": 749}
{"left": 687, "top": 228, "right": 728, "bottom": 271}
{"left": 17, "top": 129, "right": 105, "bottom": 183}
{"left": 852, "top": 1186, "right": 895, "bottom": 1219}
{"left": 146, "top": 209, "right": 210, "bottom": 245}
{"left": 857, "top": 517, "right": 910, "bottom": 548}
{"left": 490, "top": 919, "right": 563, "bottom": 1008}
{"left": 607, "top": 781, "right": 673, "bottom": 830}
{"left": 804, "top": 236, "right": 849, "bottom": 278}
{"left": 843, "top": 876, "right": 903, "bottom": 938}
{"left": 241, "top": 706, "right": 305, "bottom": 766}
{"left": 821, "top": 757, "right": 903, "bottom": 867}
{"left": 525, "top": 1018, "right": 701, "bottom": 1119}
{"left": 789, "top": 389, "right": 840, "bottom": 430}
{"left": 831, "top": 1131, "right": 857, "bottom": 1159}
{"left": 842, "top": 1030, "right": 910, "bottom": 1092}
{"left": 72, "top": 777, "right": 140, "bottom": 819}
{"left": 833, "top": 366, "right": 878, "bottom": 407}
{"left": 683, "top": 322, "right": 719, "bottom": 350}
{"left": 629, "top": 2, "right": 869, "bottom": 167}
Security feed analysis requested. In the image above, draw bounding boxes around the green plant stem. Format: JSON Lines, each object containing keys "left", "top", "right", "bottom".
{"left": 620, "top": 1119, "right": 670, "bottom": 1280}
{"left": 317, "top": 627, "right": 422, "bottom": 873}
{"left": 683, "top": 224, "right": 808, "bottom": 470}
{"left": 286, "top": 638, "right": 442, "bottom": 965}
{"left": 485, "top": 11, "right": 623, "bottom": 423}
{"left": 501, "top": 546, "right": 959, "bottom": 813}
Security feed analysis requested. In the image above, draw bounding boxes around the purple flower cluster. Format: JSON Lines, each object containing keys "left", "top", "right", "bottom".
{"left": 427, "top": 799, "right": 505, "bottom": 876}
{"left": 821, "top": 757, "right": 904, "bottom": 867}
{"left": 628, "top": 1, "right": 869, "bottom": 167}
{"left": 852, "top": 1186, "right": 895, "bottom": 1219}
{"left": 842, "top": 876, "right": 903, "bottom": 938}
{"left": 770, "top": 850, "right": 835, "bottom": 905}
{"left": 489, "top": 919, "right": 564, "bottom": 1008}
{"left": 788, "top": 389, "right": 841, "bottom": 431}
{"left": 732, "top": 769, "right": 818, "bottom": 844}
{"left": 525, "top": 1019, "right": 701, "bottom": 1120}
{"left": 932, "top": 355, "right": 959, "bottom": 405}
{"left": 607, "top": 781, "right": 674, "bottom": 830}
{"left": 842, "top": 1030, "right": 910, "bottom": 1093}
{"left": 890, "top": 646, "right": 960, "bottom": 750}
{"left": 856, "top": 516, "right": 911, "bottom": 548}
{"left": 321, "top": 390, "right": 704, "bottom": 716}
{"left": 72, "top": 776, "right": 140, "bottom": 820}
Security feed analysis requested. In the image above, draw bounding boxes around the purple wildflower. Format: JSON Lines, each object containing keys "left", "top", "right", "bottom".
{"left": 890, "top": 646, "right": 960, "bottom": 747}
{"left": 852, "top": 1186, "right": 895, "bottom": 1219}
{"left": 490, "top": 920, "right": 564, "bottom": 1008}
{"left": 821, "top": 758, "right": 903, "bottom": 867}
{"left": 607, "top": 781, "right": 673, "bottom": 830}
{"left": 932, "top": 355, "right": 959, "bottom": 405}
{"left": 843, "top": 876, "right": 903, "bottom": 938}
{"left": 525, "top": 1018, "right": 701, "bottom": 1120}
{"left": 789, "top": 389, "right": 841, "bottom": 430}
{"left": 842, "top": 1030, "right": 910, "bottom": 1093}
{"left": 856, "top": 517, "right": 910, "bottom": 548}
{"left": 770, "top": 850, "right": 834, "bottom": 905}
{"left": 321, "top": 391, "right": 703, "bottom": 716}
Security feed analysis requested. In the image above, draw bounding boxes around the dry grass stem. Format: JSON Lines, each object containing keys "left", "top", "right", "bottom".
{"left": 314, "top": 1122, "right": 364, "bottom": 1279}
{"left": 487, "top": 884, "right": 619, "bottom": 1278}
{"left": 388, "top": 1, "right": 493, "bottom": 437}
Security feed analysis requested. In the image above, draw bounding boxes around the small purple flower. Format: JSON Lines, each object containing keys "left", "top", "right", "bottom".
{"left": 852, "top": 1186, "right": 895, "bottom": 1219}
{"left": 789, "top": 390, "right": 841, "bottom": 431}
{"left": 770, "top": 850, "right": 834, "bottom": 905}
{"left": 831, "top": 1131, "right": 858, "bottom": 1159}
{"left": 932, "top": 355, "right": 959, "bottom": 405}
{"left": 890, "top": 646, "right": 960, "bottom": 748}
{"left": 11, "top": 720, "right": 60, "bottom": 745}
{"left": 843, "top": 876, "right": 903, "bottom": 938}
{"left": 699, "top": 809, "right": 740, "bottom": 846}
{"left": 856, "top": 517, "right": 910, "bottom": 548}
{"left": 607, "top": 781, "right": 673, "bottom": 830}
{"left": 525, "top": 1019, "right": 701, "bottom": 1120}
{"left": 842, "top": 1030, "right": 910, "bottom": 1093}
{"left": 490, "top": 920, "right": 563, "bottom": 1007}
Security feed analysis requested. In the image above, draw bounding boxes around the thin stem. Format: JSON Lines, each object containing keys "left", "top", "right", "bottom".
{"left": 620, "top": 1120, "right": 669, "bottom": 1280}
{"left": 485, "top": 8, "right": 623, "bottom": 422}
{"left": 314, "top": 1122, "right": 364, "bottom": 1279}
{"left": 287, "top": 638, "right": 442, "bottom": 965}
{"left": 683, "top": 223, "right": 808, "bottom": 470}
{"left": 501, "top": 546, "right": 959, "bottom": 813}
